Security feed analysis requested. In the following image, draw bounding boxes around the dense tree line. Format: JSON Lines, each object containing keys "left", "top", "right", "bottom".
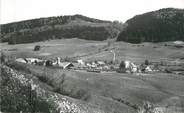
{"left": 3, "top": 26, "right": 111, "bottom": 44}
{"left": 1, "top": 14, "right": 110, "bottom": 34}
{"left": 117, "top": 8, "right": 184, "bottom": 43}
{"left": 1, "top": 14, "right": 125, "bottom": 44}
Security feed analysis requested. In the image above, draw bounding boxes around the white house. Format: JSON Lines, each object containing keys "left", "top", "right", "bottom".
{"left": 25, "top": 58, "right": 41, "bottom": 64}
{"left": 77, "top": 59, "right": 85, "bottom": 65}
{"left": 123, "top": 60, "right": 138, "bottom": 73}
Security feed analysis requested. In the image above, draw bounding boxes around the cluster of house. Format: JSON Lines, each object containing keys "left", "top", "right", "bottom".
{"left": 15, "top": 57, "right": 112, "bottom": 71}
{"left": 119, "top": 60, "right": 160, "bottom": 74}
{"left": 15, "top": 57, "right": 160, "bottom": 74}
{"left": 15, "top": 57, "right": 75, "bottom": 69}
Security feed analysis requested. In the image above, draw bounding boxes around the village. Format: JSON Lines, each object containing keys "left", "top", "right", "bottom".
{"left": 15, "top": 56, "right": 161, "bottom": 74}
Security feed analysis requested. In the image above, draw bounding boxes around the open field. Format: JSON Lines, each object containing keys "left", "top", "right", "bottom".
{"left": 1, "top": 38, "right": 184, "bottom": 113}
{"left": 1, "top": 38, "right": 184, "bottom": 62}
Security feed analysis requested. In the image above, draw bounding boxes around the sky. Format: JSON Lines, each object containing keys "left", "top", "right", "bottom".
{"left": 1, "top": 0, "right": 184, "bottom": 24}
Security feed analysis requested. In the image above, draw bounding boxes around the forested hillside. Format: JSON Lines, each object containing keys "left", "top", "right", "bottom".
{"left": 117, "top": 8, "right": 184, "bottom": 43}
{"left": 1, "top": 14, "right": 124, "bottom": 44}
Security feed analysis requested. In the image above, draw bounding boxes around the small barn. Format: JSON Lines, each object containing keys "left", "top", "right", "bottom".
{"left": 97, "top": 61, "right": 105, "bottom": 66}
{"left": 60, "top": 62, "right": 74, "bottom": 69}
{"left": 15, "top": 58, "right": 27, "bottom": 63}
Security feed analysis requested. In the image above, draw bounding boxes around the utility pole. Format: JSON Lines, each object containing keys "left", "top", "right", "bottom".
{"left": 110, "top": 50, "right": 116, "bottom": 63}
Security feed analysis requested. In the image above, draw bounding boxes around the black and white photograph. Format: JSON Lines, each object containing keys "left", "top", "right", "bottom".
{"left": 0, "top": 0, "right": 184, "bottom": 113}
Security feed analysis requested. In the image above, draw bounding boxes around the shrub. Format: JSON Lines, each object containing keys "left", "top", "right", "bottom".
{"left": 34, "top": 45, "right": 41, "bottom": 51}
{"left": 119, "top": 61, "right": 125, "bottom": 69}
{"left": 45, "top": 60, "right": 52, "bottom": 67}
{"left": 0, "top": 52, "right": 6, "bottom": 63}
{"left": 145, "top": 60, "right": 149, "bottom": 65}
{"left": 117, "top": 61, "right": 126, "bottom": 73}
